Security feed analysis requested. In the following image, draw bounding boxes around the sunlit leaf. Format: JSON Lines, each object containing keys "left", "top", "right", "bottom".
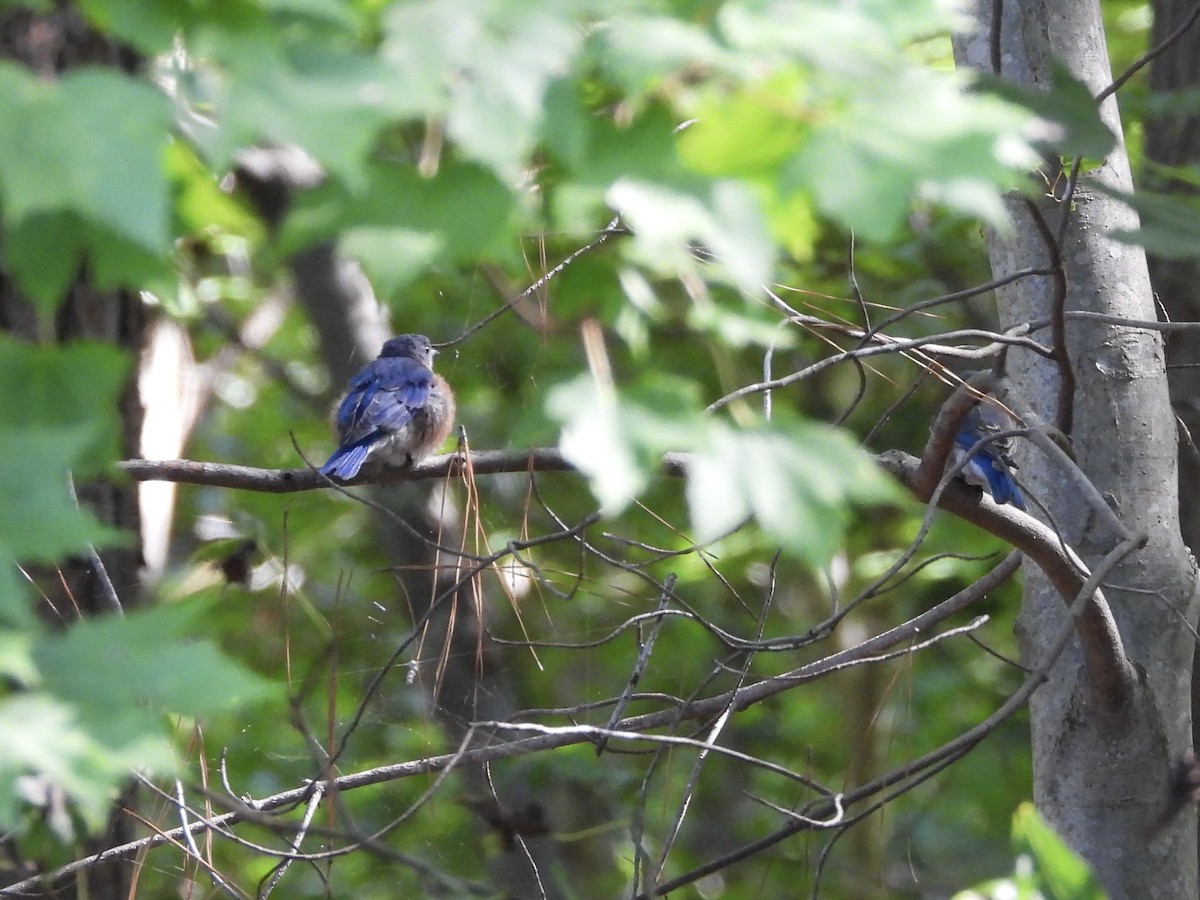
{"left": 1012, "top": 802, "right": 1103, "bottom": 900}
{"left": 382, "top": 0, "right": 588, "bottom": 179}
{"left": 607, "top": 178, "right": 774, "bottom": 293}
{"left": 686, "top": 419, "right": 899, "bottom": 566}
{"left": 551, "top": 377, "right": 897, "bottom": 566}
{"left": 979, "top": 60, "right": 1117, "bottom": 160}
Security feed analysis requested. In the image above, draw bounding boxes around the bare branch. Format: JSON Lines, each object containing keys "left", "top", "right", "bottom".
{"left": 118, "top": 449, "right": 691, "bottom": 493}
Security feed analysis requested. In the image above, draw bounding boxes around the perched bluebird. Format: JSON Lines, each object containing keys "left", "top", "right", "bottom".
{"left": 950, "top": 404, "right": 1025, "bottom": 509}
{"left": 319, "top": 334, "right": 456, "bottom": 480}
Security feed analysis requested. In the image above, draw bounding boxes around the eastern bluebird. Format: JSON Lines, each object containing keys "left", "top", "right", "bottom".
{"left": 319, "top": 334, "right": 456, "bottom": 480}
{"left": 950, "top": 404, "right": 1026, "bottom": 509}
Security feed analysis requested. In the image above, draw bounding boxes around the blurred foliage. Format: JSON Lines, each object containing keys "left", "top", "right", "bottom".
{"left": 0, "top": 0, "right": 1174, "bottom": 896}
{"left": 954, "top": 802, "right": 1104, "bottom": 900}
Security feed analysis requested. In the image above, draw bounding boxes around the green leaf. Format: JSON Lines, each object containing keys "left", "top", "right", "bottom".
{"left": 0, "top": 428, "right": 126, "bottom": 562}
{"left": 382, "top": 0, "right": 587, "bottom": 179}
{"left": 0, "top": 66, "right": 172, "bottom": 312}
{"left": 1, "top": 213, "right": 86, "bottom": 309}
{"left": 791, "top": 70, "right": 1035, "bottom": 239}
{"left": 0, "top": 341, "right": 129, "bottom": 625}
{"left": 977, "top": 61, "right": 1116, "bottom": 160}
{"left": 1012, "top": 802, "right": 1103, "bottom": 900}
{"left": 0, "top": 65, "right": 171, "bottom": 252}
{"left": 606, "top": 178, "right": 774, "bottom": 293}
{"left": 547, "top": 374, "right": 699, "bottom": 515}
{"left": 595, "top": 13, "right": 729, "bottom": 93}
{"left": 34, "top": 601, "right": 277, "bottom": 741}
{"left": 677, "top": 74, "right": 807, "bottom": 179}
{"left": 686, "top": 292, "right": 799, "bottom": 349}
{"left": 686, "top": 420, "right": 898, "bottom": 567}
{"left": 0, "top": 340, "right": 128, "bottom": 461}
{"left": 187, "top": 26, "right": 406, "bottom": 187}
{"left": 167, "top": 140, "right": 264, "bottom": 241}
{"left": 0, "top": 693, "right": 135, "bottom": 835}
{"left": 549, "top": 377, "right": 897, "bottom": 566}
{"left": 1101, "top": 184, "right": 1200, "bottom": 260}
{"left": 287, "top": 161, "right": 515, "bottom": 297}
{"left": 0, "top": 600, "right": 276, "bottom": 832}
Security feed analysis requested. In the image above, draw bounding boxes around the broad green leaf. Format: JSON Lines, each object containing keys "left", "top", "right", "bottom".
{"left": 3, "top": 213, "right": 172, "bottom": 312}
{"left": 0, "top": 601, "right": 277, "bottom": 835}
{"left": 1103, "top": 184, "right": 1200, "bottom": 259}
{"left": 287, "top": 161, "right": 515, "bottom": 297}
{"left": 686, "top": 293, "right": 797, "bottom": 349}
{"left": 0, "top": 340, "right": 128, "bottom": 461}
{"left": 718, "top": 0, "right": 963, "bottom": 68}
{"left": 550, "top": 377, "right": 896, "bottom": 565}
{"left": 34, "top": 602, "right": 277, "bottom": 745}
{"left": 792, "top": 70, "right": 1035, "bottom": 239}
{"left": 382, "top": 0, "right": 588, "bottom": 179}
{"left": 686, "top": 420, "right": 899, "bottom": 566}
{"left": 677, "top": 74, "right": 808, "bottom": 179}
{"left": 0, "top": 429, "right": 124, "bottom": 562}
{"left": 978, "top": 61, "right": 1117, "bottom": 160}
{"left": 77, "top": 0, "right": 192, "bottom": 53}
{"left": 186, "top": 26, "right": 406, "bottom": 186}
{"left": 0, "top": 693, "right": 138, "bottom": 834}
{"left": 0, "top": 65, "right": 171, "bottom": 259}
{"left": 556, "top": 385, "right": 646, "bottom": 515}
{"left": 547, "top": 374, "right": 700, "bottom": 515}
{"left": 167, "top": 140, "right": 263, "bottom": 241}
{"left": 0, "top": 341, "right": 129, "bottom": 624}
{"left": 0, "top": 429, "right": 128, "bottom": 625}
{"left": 1, "top": 213, "right": 85, "bottom": 309}
{"left": 607, "top": 178, "right": 774, "bottom": 293}
{"left": 554, "top": 104, "right": 684, "bottom": 187}
{"left": 595, "top": 13, "right": 729, "bottom": 92}
{"left": 0, "top": 630, "right": 35, "bottom": 685}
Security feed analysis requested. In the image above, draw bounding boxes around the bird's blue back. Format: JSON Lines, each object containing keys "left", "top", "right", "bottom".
{"left": 335, "top": 356, "right": 433, "bottom": 444}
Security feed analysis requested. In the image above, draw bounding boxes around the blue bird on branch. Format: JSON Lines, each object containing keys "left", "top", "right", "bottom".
{"left": 950, "top": 404, "right": 1025, "bottom": 510}
{"left": 320, "top": 334, "right": 456, "bottom": 481}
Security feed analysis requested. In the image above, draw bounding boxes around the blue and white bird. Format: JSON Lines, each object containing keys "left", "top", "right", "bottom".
{"left": 319, "top": 334, "right": 456, "bottom": 481}
{"left": 950, "top": 404, "right": 1025, "bottom": 510}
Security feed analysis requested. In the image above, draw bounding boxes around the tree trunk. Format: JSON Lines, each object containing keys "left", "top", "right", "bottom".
{"left": 955, "top": 1, "right": 1200, "bottom": 895}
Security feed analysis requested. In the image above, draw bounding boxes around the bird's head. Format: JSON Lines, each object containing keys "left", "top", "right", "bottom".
{"left": 379, "top": 334, "right": 436, "bottom": 366}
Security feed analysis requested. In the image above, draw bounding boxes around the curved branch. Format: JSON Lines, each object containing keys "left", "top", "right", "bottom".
{"left": 878, "top": 448, "right": 1141, "bottom": 711}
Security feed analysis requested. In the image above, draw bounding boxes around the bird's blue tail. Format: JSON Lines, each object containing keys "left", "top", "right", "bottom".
{"left": 983, "top": 464, "right": 1025, "bottom": 510}
{"left": 320, "top": 438, "right": 373, "bottom": 480}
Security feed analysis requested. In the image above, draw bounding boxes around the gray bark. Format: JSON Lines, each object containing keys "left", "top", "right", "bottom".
{"left": 955, "top": 1, "right": 1200, "bottom": 896}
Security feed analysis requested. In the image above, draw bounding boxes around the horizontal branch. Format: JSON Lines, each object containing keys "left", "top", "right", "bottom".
{"left": 119, "top": 449, "right": 690, "bottom": 493}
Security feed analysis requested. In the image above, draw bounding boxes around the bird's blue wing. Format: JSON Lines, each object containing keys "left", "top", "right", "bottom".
{"left": 353, "top": 358, "right": 432, "bottom": 434}
{"left": 335, "top": 358, "right": 432, "bottom": 442}
{"left": 322, "top": 353, "right": 438, "bottom": 480}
